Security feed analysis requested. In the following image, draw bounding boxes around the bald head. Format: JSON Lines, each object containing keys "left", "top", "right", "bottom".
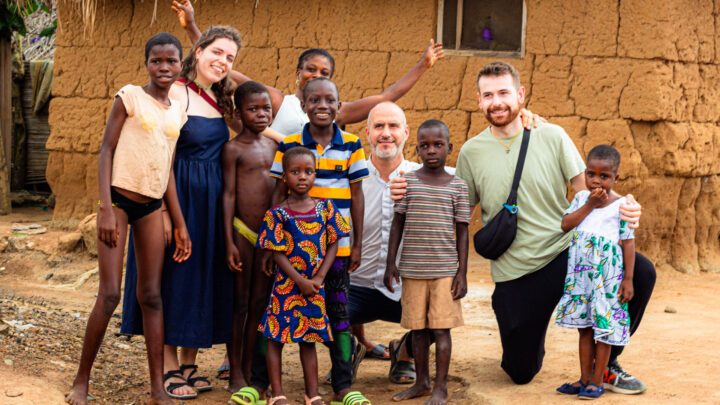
{"left": 365, "top": 101, "right": 409, "bottom": 160}
{"left": 367, "top": 101, "right": 406, "bottom": 128}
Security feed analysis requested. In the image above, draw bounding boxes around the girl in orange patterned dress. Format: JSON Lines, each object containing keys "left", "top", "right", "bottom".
{"left": 255, "top": 147, "right": 350, "bottom": 405}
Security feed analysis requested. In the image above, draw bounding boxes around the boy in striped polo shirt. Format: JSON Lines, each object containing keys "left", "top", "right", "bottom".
{"left": 384, "top": 119, "right": 470, "bottom": 405}
{"left": 269, "top": 77, "right": 370, "bottom": 404}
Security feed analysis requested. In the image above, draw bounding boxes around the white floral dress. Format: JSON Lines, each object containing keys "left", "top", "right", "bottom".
{"left": 555, "top": 190, "right": 634, "bottom": 346}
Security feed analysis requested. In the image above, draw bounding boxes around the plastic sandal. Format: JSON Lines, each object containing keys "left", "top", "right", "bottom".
{"left": 268, "top": 395, "right": 288, "bottom": 405}
{"left": 216, "top": 363, "right": 230, "bottom": 380}
{"left": 305, "top": 394, "right": 326, "bottom": 405}
{"left": 230, "top": 386, "right": 267, "bottom": 405}
{"left": 329, "top": 391, "right": 371, "bottom": 405}
{"left": 180, "top": 364, "right": 212, "bottom": 392}
{"left": 163, "top": 369, "right": 198, "bottom": 400}
{"left": 388, "top": 339, "right": 415, "bottom": 385}
{"left": 578, "top": 383, "right": 605, "bottom": 399}
{"left": 556, "top": 380, "right": 586, "bottom": 394}
{"left": 366, "top": 344, "right": 390, "bottom": 360}
{"left": 351, "top": 340, "right": 366, "bottom": 383}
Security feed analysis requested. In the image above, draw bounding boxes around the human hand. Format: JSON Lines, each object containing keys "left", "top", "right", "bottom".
{"left": 451, "top": 273, "right": 467, "bottom": 300}
{"left": 172, "top": 226, "right": 192, "bottom": 262}
{"left": 383, "top": 264, "right": 400, "bottom": 293}
{"left": 310, "top": 278, "right": 322, "bottom": 293}
{"left": 390, "top": 171, "right": 408, "bottom": 201}
{"left": 519, "top": 108, "right": 547, "bottom": 130}
{"left": 259, "top": 250, "right": 274, "bottom": 277}
{"left": 422, "top": 39, "right": 444, "bottom": 69}
{"left": 226, "top": 244, "right": 243, "bottom": 272}
{"left": 618, "top": 278, "right": 634, "bottom": 303}
{"left": 97, "top": 206, "right": 119, "bottom": 248}
{"left": 162, "top": 210, "right": 172, "bottom": 247}
{"left": 587, "top": 188, "right": 608, "bottom": 208}
{"left": 620, "top": 194, "right": 641, "bottom": 229}
{"left": 171, "top": 0, "right": 195, "bottom": 29}
{"left": 348, "top": 245, "right": 362, "bottom": 273}
{"left": 298, "top": 278, "right": 319, "bottom": 297}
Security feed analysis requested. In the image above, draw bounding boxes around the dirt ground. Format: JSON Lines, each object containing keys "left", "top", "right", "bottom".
{"left": 1, "top": 207, "right": 719, "bottom": 404}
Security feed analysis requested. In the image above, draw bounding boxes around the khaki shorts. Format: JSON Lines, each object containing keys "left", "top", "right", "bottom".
{"left": 400, "top": 277, "right": 464, "bottom": 330}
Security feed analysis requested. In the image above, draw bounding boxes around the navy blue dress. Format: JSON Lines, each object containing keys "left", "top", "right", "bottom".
{"left": 120, "top": 115, "right": 234, "bottom": 348}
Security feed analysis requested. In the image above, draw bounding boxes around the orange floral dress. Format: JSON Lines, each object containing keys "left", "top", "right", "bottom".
{"left": 256, "top": 198, "right": 350, "bottom": 343}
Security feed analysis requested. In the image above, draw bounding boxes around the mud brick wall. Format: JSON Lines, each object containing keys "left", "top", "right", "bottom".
{"left": 48, "top": 0, "right": 720, "bottom": 273}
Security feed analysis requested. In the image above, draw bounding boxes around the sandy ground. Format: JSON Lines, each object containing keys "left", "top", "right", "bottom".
{"left": 1, "top": 207, "right": 719, "bottom": 404}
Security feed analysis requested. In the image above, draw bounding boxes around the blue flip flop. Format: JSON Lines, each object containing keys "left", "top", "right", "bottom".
{"left": 556, "top": 380, "right": 585, "bottom": 394}
{"left": 578, "top": 383, "right": 605, "bottom": 399}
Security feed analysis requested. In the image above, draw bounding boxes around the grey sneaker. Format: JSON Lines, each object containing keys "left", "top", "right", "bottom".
{"left": 603, "top": 360, "right": 647, "bottom": 394}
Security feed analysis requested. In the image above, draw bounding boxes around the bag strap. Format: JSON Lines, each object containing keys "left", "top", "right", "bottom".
{"left": 506, "top": 128, "right": 531, "bottom": 206}
{"left": 177, "top": 77, "right": 223, "bottom": 115}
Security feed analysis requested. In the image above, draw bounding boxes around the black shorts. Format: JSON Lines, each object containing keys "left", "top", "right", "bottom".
{"left": 111, "top": 188, "right": 162, "bottom": 223}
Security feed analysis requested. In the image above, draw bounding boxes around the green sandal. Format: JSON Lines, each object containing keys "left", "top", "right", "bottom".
{"left": 230, "top": 386, "right": 267, "bottom": 405}
{"left": 329, "top": 391, "right": 371, "bottom": 405}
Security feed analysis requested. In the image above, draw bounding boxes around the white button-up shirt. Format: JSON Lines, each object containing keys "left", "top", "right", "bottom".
{"left": 350, "top": 157, "right": 454, "bottom": 301}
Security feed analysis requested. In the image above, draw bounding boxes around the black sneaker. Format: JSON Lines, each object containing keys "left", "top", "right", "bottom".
{"left": 603, "top": 360, "right": 647, "bottom": 394}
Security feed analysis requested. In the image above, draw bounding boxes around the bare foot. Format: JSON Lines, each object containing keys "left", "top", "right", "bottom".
{"left": 227, "top": 371, "right": 248, "bottom": 393}
{"left": 146, "top": 393, "right": 175, "bottom": 405}
{"left": 65, "top": 384, "right": 88, "bottom": 405}
{"left": 391, "top": 384, "right": 432, "bottom": 402}
{"left": 424, "top": 387, "right": 448, "bottom": 405}
{"left": 227, "top": 381, "right": 246, "bottom": 393}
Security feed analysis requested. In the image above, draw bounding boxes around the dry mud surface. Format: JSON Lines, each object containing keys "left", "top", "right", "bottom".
{"left": 0, "top": 207, "right": 718, "bottom": 404}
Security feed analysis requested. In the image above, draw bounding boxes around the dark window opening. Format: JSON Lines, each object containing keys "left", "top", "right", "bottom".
{"left": 438, "top": 0, "right": 525, "bottom": 56}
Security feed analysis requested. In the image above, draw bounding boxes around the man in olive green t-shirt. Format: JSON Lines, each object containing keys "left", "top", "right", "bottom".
{"left": 453, "top": 62, "right": 655, "bottom": 393}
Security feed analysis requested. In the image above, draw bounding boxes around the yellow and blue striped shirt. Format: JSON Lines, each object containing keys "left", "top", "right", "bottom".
{"left": 270, "top": 123, "right": 369, "bottom": 256}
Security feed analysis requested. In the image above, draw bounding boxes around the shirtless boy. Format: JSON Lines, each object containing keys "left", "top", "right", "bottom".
{"left": 221, "top": 81, "right": 278, "bottom": 398}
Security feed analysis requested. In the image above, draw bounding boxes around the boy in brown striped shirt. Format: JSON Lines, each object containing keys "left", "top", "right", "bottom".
{"left": 384, "top": 119, "right": 470, "bottom": 405}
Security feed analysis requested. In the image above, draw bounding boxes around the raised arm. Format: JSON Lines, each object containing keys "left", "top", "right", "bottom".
{"left": 172, "top": 0, "right": 286, "bottom": 114}
{"left": 336, "top": 40, "right": 444, "bottom": 126}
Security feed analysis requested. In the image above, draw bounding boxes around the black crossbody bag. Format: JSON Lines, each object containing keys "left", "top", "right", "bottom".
{"left": 473, "top": 128, "right": 531, "bottom": 260}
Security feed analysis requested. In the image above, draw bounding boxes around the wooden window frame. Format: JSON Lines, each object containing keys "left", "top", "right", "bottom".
{"left": 436, "top": 0, "right": 527, "bottom": 58}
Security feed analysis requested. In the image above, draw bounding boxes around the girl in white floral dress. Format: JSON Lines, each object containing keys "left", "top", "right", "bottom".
{"left": 555, "top": 144, "right": 635, "bottom": 400}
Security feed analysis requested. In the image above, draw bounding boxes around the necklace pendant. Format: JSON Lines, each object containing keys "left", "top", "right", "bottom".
{"left": 506, "top": 147, "right": 510, "bottom": 153}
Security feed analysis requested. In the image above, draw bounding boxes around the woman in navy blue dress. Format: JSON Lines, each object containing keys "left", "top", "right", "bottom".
{"left": 121, "top": 26, "right": 242, "bottom": 399}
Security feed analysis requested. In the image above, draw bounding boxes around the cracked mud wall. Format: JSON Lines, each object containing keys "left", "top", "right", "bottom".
{"left": 47, "top": 0, "right": 720, "bottom": 273}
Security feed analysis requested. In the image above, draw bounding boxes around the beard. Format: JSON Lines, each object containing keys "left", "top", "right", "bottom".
{"left": 484, "top": 104, "right": 521, "bottom": 127}
{"left": 371, "top": 138, "right": 405, "bottom": 159}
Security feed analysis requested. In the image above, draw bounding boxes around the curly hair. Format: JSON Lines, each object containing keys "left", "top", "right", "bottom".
{"left": 180, "top": 26, "right": 242, "bottom": 120}
{"left": 587, "top": 144, "right": 621, "bottom": 172}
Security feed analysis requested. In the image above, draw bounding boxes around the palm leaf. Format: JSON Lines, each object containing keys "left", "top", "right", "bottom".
{"left": 10, "top": 0, "right": 162, "bottom": 37}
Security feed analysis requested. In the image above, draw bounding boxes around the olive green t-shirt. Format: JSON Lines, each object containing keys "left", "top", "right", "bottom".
{"left": 455, "top": 124, "right": 586, "bottom": 282}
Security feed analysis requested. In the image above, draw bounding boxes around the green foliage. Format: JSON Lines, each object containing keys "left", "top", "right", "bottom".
{"left": 38, "top": 19, "right": 55, "bottom": 37}
{"left": 0, "top": 0, "right": 52, "bottom": 39}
